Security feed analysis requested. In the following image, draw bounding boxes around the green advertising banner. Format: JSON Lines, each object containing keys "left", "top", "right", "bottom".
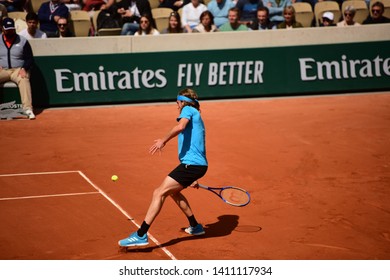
{"left": 29, "top": 40, "right": 390, "bottom": 107}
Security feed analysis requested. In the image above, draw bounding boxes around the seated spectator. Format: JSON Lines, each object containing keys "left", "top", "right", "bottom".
{"left": 56, "top": 16, "right": 74, "bottom": 37}
{"left": 1, "top": 0, "right": 24, "bottom": 12}
{"left": 38, "top": 0, "right": 70, "bottom": 38}
{"left": 19, "top": 12, "right": 47, "bottom": 39}
{"left": 161, "top": 10, "right": 187, "bottom": 33}
{"left": 207, "top": 0, "right": 235, "bottom": 28}
{"left": 337, "top": 5, "right": 361, "bottom": 27}
{"left": 363, "top": 1, "right": 390, "bottom": 24}
{"left": 181, "top": 0, "right": 208, "bottom": 33}
{"left": 249, "top": 6, "right": 276, "bottom": 30}
{"left": 0, "top": 18, "right": 35, "bottom": 119}
{"left": 262, "top": 0, "right": 291, "bottom": 25}
{"left": 159, "top": 0, "right": 187, "bottom": 11}
{"left": 219, "top": 7, "right": 249, "bottom": 31}
{"left": 320, "top": 11, "right": 336, "bottom": 27}
{"left": 193, "top": 10, "right": 218, "bottom": 32}
{"left": 116, "top": 0, "right": 155, "bottom": 35}
{"left": 134, "top": 14, "right": 159, "bottom": 35}
{"left": 235, "top": 0, "right": 264, "bottom": 26}
{"left": 277, "top": 5, "right": 303, "bottom": 29}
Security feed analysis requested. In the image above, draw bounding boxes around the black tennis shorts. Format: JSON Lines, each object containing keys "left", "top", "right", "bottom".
{"left": 168, "top": 164, "right": 208, "bottom": 188}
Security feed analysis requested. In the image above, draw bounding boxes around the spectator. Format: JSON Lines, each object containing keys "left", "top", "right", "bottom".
{"left": 337, "top": 5, "right": 361, "bottom": 27}
{"left": 161, "top": 10, "right": 187, "bottom": 33}
{"left": 116, "top": 0, "right": 155, "bottom": 35}
{"left": 19, "top": 12, "right": 47, "bottom": 39}
{"left": 193, "top": 10, "right": 218, "bottom": 32}
{"left": 249, "top": 6, "right": 277, "bottom": 30}
{"left": 56, "top": 16, "right": 74, "bottom": 37}
{"left": 181, "top": 0, "right": 208, "bottom": 33}
{"left": 235, "top": 0, "right": 264, "bottom": 26}
{"left": 277, "top": 5, "right": 303, "bottom": 29}
{"left": 262, "top": 0, "right": 291, "bottom": 25}
{"left": 0, "top": 18, "right": 35, "bottom": 119}
{"left": 0, "top": 0, "right": 24, "bottom": 12}
{"left": 219, "top": 7, "right": 249, "bottom": 31}
{"left": 363, "top": 1, "right": 390, "bottom": 24}
{"left": 38, "top": 0, "right": 70, "bottom": 38}
{"left": 207, "top": 0, "right": 235, "bottom": 28}
{"left": 134, "top": 14, "right": 159, "bottom": 35}
{"left": 159, "top": 0, "right": 187, "bottom": 11}
{"left": 320, "top": 11, "right": 336, "bottom": 27}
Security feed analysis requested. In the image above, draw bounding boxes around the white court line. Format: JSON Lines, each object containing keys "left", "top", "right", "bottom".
{"left": 0, "top": 192, "right": 99, "bottom": 201}
{"left": 77, "top": 171, "right": 178, "bottom": 260}
{"left": 0, "top": 170, "right": 177, "bottom": 260}
{"left": 0, "top": 170, "right": 78, "bottom": 177}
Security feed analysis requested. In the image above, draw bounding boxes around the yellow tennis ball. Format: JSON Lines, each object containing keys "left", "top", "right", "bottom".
{"left": 111, "top": 175, "right": 118, "bottom": 182}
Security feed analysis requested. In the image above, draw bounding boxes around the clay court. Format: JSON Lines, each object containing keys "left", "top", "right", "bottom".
{"left": 0, "top": 92, "right": 389, "bottom": 260}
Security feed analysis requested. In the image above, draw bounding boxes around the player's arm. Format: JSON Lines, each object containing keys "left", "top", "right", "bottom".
{"left": 149, "top": 118, "right": 189, "bottom": 154}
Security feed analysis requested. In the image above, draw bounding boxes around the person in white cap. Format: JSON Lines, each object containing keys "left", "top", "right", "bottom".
{"left": 0, "top": 18, "right": 36, "bottom": 119}
{"left": 320, "top": 11, "right": 336, "bottom": 27}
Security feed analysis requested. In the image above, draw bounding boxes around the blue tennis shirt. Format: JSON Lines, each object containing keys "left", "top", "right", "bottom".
{"left": 177, "top": 106, "right": 208, "bottom": 166}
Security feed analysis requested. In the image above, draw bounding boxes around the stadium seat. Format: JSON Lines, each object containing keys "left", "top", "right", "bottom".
{"left": 314, "top": 1, "right": 341, "bottom": 26}
{"left": 7, "top": 11, "right": 27, "bottom": 33}
{"left": 30, "top": 0, "right": 47, "bottom": 13}
{"left": 69, "top": 10, "right": 92, "bottom": 37}
{"left": 152, "top": 7, "right": 174, "bottom": 32}
{"left": 292, "top": 2, "right": 314, "bottom": 27}
{"left": 149, "top": 0, "right": 161, "bottom": 9}
{"left": 97, "top": 28, "right": 122, "bottom": 36}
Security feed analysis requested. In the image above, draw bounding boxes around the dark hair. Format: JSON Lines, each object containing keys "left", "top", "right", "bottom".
{"left": 229, "top": 7, "right": 241, "bottom": 19}
{"left": 257, "top": 7, "right": 270, "bottom": 16}
{"left": 167, "top": 11, "right": 183, "bottom": 33}
{"left": 372, "top": 1, "right": 384, "bottom": 11}
{"left": 200, "top": 10, "right": 214, "bottom": 26}
{"left": 26, "top": 12, "right": 39, "bottom": 22}
{"left": 137, "top": 14, "right": 154, "bottom": 35}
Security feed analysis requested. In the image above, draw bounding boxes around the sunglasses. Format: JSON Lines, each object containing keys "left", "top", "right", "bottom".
{"left": 372, "top": 9, "right": 381, "bottom": 14}
{"left": 58, "top": 23, "right": 67, "bottom": 27}
{"left": 344, "top": 13, "right": 352, "bottom": 16}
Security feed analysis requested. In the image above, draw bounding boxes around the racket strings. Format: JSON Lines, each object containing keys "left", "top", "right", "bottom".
{"left": 220, "top": 188, "right": 250, "bottom": 206}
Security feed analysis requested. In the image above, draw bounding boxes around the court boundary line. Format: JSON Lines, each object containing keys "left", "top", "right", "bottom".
{"left": 0, "top": 170, "right": 177, "bottom": 260}
{"left": 0, "top": 192, "right": 99, "bottom": 201}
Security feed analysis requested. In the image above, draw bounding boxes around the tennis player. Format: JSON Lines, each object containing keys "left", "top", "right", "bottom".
{"left": 118, "top": 88, "right": 208, "bottom": 247}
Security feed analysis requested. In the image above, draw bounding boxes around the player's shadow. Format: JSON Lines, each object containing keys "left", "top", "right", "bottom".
{"left": 123, "top": 214, "right": 239, "bottom": 253}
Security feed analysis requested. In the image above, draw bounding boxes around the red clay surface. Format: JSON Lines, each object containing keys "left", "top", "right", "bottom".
{"left": 0, "top": 92, "right": 389, "bottom": 260}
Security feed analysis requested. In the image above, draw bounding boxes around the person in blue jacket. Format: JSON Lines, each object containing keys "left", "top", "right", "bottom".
{"left": 37, "top": 0, "right": 70, "bottom": 38}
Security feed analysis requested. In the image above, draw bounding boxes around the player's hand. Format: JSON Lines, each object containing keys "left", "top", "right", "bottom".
{"left": 190, "top": 181, "right": 199, "bottom": 189}
{"left": 149, "top": 139, "right": 165, "bottom": 155}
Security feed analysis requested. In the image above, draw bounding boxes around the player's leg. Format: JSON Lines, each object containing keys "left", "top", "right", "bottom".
{"left": 118, "top": 176, "right": 182, "bottom": 247}
{"left": 170, "top": 192, "right": 205, "bottom": 236}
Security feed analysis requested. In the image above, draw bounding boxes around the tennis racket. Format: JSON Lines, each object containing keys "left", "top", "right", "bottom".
{"left": 198, "top": 184, "right": 251, "bottom": 207}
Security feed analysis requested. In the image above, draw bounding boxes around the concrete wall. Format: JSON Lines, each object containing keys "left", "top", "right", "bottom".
{"left": 29, "top": 24, "right": 390, "bottom": 56}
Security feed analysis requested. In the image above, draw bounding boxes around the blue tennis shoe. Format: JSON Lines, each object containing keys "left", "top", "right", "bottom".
{"left": 184, "top": 224, "right": 205, "bottom": 235}
{"left": 118, "top": 232, "right": 149, "bottom": 247}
